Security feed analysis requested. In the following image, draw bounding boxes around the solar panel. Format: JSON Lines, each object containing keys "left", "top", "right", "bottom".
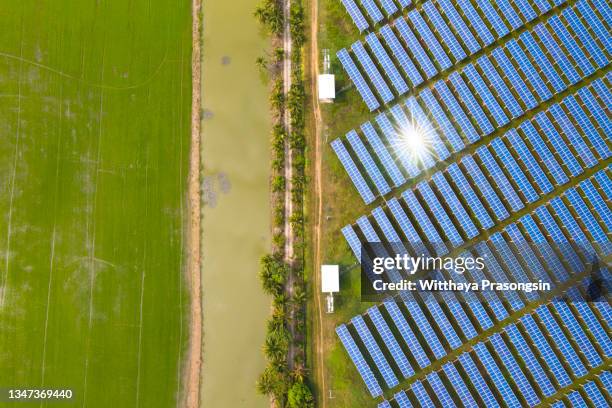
{"left": 463, "top": 64, "right": 508, "bottom": 127}
{"left": 426, "top": 372, "right": 456, "bottom": 407}
{"left": 434, "top": 81, "right": 479, "bottom": 143}
{"left": 352, "top": 41, "right": 394, "bottom": 103}
{"left": 489, "top": 232, "right": 538, "bottom": 301}
{"left": 532, "top": 0, "right": 551, "bottom": 13}
{"left": 549, "top": 196, "right": 597, "bottom": 259}
{"left": 340, "top": 0, "right": 369, "bottom": 32}
{"left": 361, "top": 122, "right": 406, "bottom": 187}
{"left": 506, "top": 39, "right": 552, "bottom": 102}
{"left": 579, "top": 178, "right": 612, "bottom": 231}
{"left": 477, "top": 55, "right": 524, "bottom": 118}
{"left": 352, "top": 315, "right": 399, "bottom": 388}
{"left": 422, "top": 2, "right": 466, "bottom": 63}
{"left": 383, "top": 299, "right": 431, "bottom": 369}
{"left": 331, "top": 138, "right": 376, "bottom": 203}
{"left": 566, "top": 390, "right": 588, "bottom": 407}
{"left": 394, "top": 390, "right": 413, "bottom": 408}
{"left": 411, "top": 381, "right": 435, "bottom": 406}
{"left": 437, "top": 284, "right": 479, "bottom": 338}
{"left": 552, "top": 302, "right": 602, "bottom": 368}
{"left": 563, "top": 8, "right": 607, "bottom": 68}
{"left": 488, "top": 333, "right": 540, "bottom": 406}
{"left": 346, "top": 130, "right": 391, "bottom": 196}
{"left": 492, "top": 47, "right": 538, "bottom": 110}
{"left": 505, "top": 323, "right": 556, "bottom": 397}
{"left": 455, "top": 0, "right": 494, "bottom": 46}
{"left": 583, "top": 381, "right": 607, "bottom": 407}
{"left": 473, "top": 343, "right": 521, "bottom": 407}
{"left": 577, "top": 86, "right": 612, "bottom": 142}
{"left": 506, "top": 223, "right": 553, "bottom": 284}
{"left": 562, "top": 95, "right": 610, "bottom": 161}
{"left": 533, "top": 23, "right": 581, "bottom": 85}
{"left": 520, "top": 314, "right": 572, "bottom": 387}
{"left": 565, "top": 188, "right": 610, "bottom": 254}
{"left": 505, "top": 129, "right": 553, "bottom": 194}
{"left": 520, "top": 31, "right": 566, "bottom": 93}
{"left": 446, "top": 162, "right": 494, "bottom": 229}
{"left": 442, "top": 363, "right": 477, "bottom": 406}
{"left": 462, "top": 155, "right": 510, "bottom": 221}
{"left": 378, "top": 400, "right": 391, "bottom": 408}
{"left": 359, "top": 0, "right": 384, "bottom": 24}
{"left": 402, "top": 189, "right": 448, "bottom": 255}
{"left": 591, "top": 0, "right": 612, "bottom": 22}
{"left": 457, "top": 353, "right": 499, "bottom": 407}
{"left": 419, "top": 88, "right": 464, "bottom": 152}
{"left": 548, "top": 15, "right": 595, "bottom": 77}
{"left": 418, "top": 181, "right": 463, "bottom": 247}
{"left": 376, "top": 112, "right": 420, "bottom": 177}
{"left": 474, "top": 241, "right": 523, "bottom": 310}
{"left": 490, "top": 138, "right": 538, "bottom": 203}
{"left": 366, "top": 33, "right": 409, "bottom": 95}
{"left": 436, "top": 0, "right": 480, "bottom": 54}
{"left": 379, "top": 25, "right": 423, "bottom": 87}
{"left": 377, "top": 0, "right": 398, "bottom": 16}
{"left": 475, "top": 0, "right": 509, "bottom": 37}
{"left": 593, "top": 170, "right": 612, "bottom": 200}
{"left": 576, "top": 0, "right": 612, "bottom": 54}
{"left": 395, "top": 17, "right": 438, "bottom": 79}
{"left": 337, "top": 48, "right": 380, "bottom": 111}
{"left": 404, "top": 96, "right": 450, "bottom": 161}
{"left": 514, "top": 0, "right": 537, "bottom": 22}
{"left": 336, "top": 324, "right": 383, "bottom": 397}
{"left": 593, "top": 76, "right": 612, "bottom": 108}
{"left": 408, "top": 9, "right": 452, "bottom": 70}
{"left": 534, "top": 112, "right": 582, "bottom": 177}
{"left": 496, "top": 0, "right": 523, "bottom": 30}
{"left": 399, "top": 291, "right": 447, "bottom": 359}
{"left": 449, "top": 72, "right": 494, "bottom": 135}
{"left": 431, "top": 171, "right": 478, "bottom": 238}
{"left": 518, "top": 121, "right": 568, "bottom": 185}
{"left": 519, "top": 214, "right": 569, "bottom": 283}
{"left": 549, "top": 104, "right": 597, "bottom": 168}
{"left": 342, "top": 225, "right": 362, "bottom": 260}
{"left": 368, "top": 306, "right": 414, "bottom": 378}
{"left": 387, "top": 198, "right": 428, "bottom": 255}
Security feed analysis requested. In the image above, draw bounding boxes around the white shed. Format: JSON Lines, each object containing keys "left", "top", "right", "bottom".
{"left": 321, "top": 264, "right": 339, "bottom": 293}
{"left": 318, "top": 74, "right": 335, "bottom": 102}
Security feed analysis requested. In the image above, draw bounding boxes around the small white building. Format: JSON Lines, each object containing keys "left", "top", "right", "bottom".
{"left": 318, "top": 74, "right": 335, "bottom": 103}
{"left": 321, "top": 264, "right": 339, "bottom": 313}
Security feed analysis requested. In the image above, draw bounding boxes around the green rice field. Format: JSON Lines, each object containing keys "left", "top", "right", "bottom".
{"left": 0, "top": 1, "right": 192, "bottom": 406}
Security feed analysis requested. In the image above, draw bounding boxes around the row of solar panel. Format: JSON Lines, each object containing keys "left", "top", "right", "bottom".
{"left": 378, "top": 372, "right": 610, "bottom": 407}
{"left": 332, "top": 76, "right": 610, "bottom": 206}
{"left": 337, "top": 171, "right": 611, "bottom": 402}
{"left": 338, "top": 0, "right": 580, "bottom": 109}
{"left": 337, "top": 0, "right": 609, "bottom": 111}
{"left": 340, "top": 0, "right": 412, "bottom": 33}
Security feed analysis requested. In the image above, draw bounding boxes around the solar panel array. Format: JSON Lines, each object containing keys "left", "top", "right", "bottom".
{"left": 331, "top": 0, "right": 612, "bottom": 405}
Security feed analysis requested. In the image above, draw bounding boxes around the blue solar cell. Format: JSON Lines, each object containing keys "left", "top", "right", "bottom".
{"left": 474, "top": 241, "right": 524, "bottom": 310}
{"left": 411, "top": 381, "right": 435, "bottom": 406}
{"left": 549, "top": 196, "right": 597, "bottom": 260}
{"left": 496, "top": 0, "right": 523, "bottom": 30}
{"left": 394, "top": 390, "right": 413, "bottom": 408}
{"left": 366, "top": 33, "right": 409, "bottom": 95}
{"left": 419, "top": 88, "right": 464, "bottom": 152}
{"left": 340, "top": 0, "right": 369, "bottom": 32}
{"left": 404, "top": 97, "right": 450, "bottom": 161}
{"left": 437, "top": 0, "right": 480, "bottom": 54}
{"left": 593, "top": 170, "right": 612, "bottom": 200}
{"left": 408, "top": 9, "right": 452, "bottom": 70}
{"left": 462, "top": 155, "right": 509, "bottom": 221}
{"left": 583, "top": 381, "right": 607, "bottom": 406}
{"left": 576, "top": 0, "right": 612, "bottom": 54}
{"left": 379, "top": 25, "right": 424, "bottom": 88}
{"left": 352, "top": 41, "right": 394, "bottom": 103}
{"left": 505, "top": 323, "right": 556, "bottom": 397}
{"left": 520, "top": 214, "right": 569, "bottom": 283}
{"left": 521, "top": 314, "right": 572, "bottom": 387}
{"left": 566, "top": 390, "right": 588, "bottom": 407}
{"left": 456, "top": 0, "right": 494, "bottom": 46}
{"left": 378, "top": 400, "right": 391, "bottom": 408}
{"left": 422, "top": 2, "right": 466, "bottom": 62}
{"left": 417, "top": 181, "right": 462, "bottom": 247}
{"left": 477, "top": 55, "right": 523, "bottom": 118}
{"left": 387, "top": 198, "right": 429, "bottom": 255}
{"left": 442, "top": 363, "right": 478, "bottom": 406}
{"left": 446, "top": 162, "right": 494, "bottom": 229}
{"left": 331, "top": 139, "right": 376, "bottom": 203}
{"left": 463, "top": 64, "right": 508, "bottom": 127}
{"left": 533, "top": 23, "right": 581, "bottom": 85}
{"left": 549, "top": 104, "right": 598, "bottom": 168}
{"left": 505, "top": 129, "right": 553, "bottom": 194}
{"left": 368, "top": 306, "right": 414, "bottom": 378}
{"left": 336, "top": 324, "right": 383, "bottom": 397}
{"left": 395, "top": 18, "right": 438, "bottom": 79}
{"left": 548, "top": 15, "right": 595, "bottom": 77}
{"left": 552, "top": 302, "right": 602, "bottom": 368}
{"left": 475, "top": 0, "right": 509, "bottom": 37}
{"left": 431, "top": 172, "right": 478, "bottom": 239}
{"left": 490, "top": 232, "right": 538, "bottom": 301}
{"left": 563, "top": 95, "right": 610, "bottom": 160}
{"left": 519, "top": 121, "right": 568, "bottom": 185}
{"left": 563, "top": 8, "right": 608, "bottom": 68}
{"left": 457, "top": 353, "right": 499, "bottom": 407}
{"left": 434, "top": 81, "right": 479, "bottom": 143}
{"left": 427, "top": 372, "right": 456, "bottom": 407}
{"left": 402, "top": 189, "right": 448, "bottom": 255}
{"left": 591, "top": 0, "right": 612, "bottom": 22}
{"left": 352, "top": 315, "right": 399, "bottom": 388}
{"left": 579, "top": 178, "right": 612, "bottom": 232}
{"left": 342, "top": 225, "right": 362, "bottom": 260}
{"left": 520, "top": 31, "right": 566, "bottom": 93}
{"left": 534, "top": 205, "right": 583, "bottom": 275}
{"left": 399, "top": 291, "right": 447, "bottom": 359}
{"left": 359, "top": 0, "right": 384, "bottom": 24}
{"left": 570, "top": 295, "right": 612, "bottom": 359}
{"left": 383, "top": 299, "right": 431, "bottom": 369}
{"left": 505, "top": 223, "right": 553, "bottom": 285}
{"left": 473, "top": 343, "right": 521, "bottom": 407}
{"left": 346, "top": 130, "right": 391, "bottom": 196}
{"left": 492, "top": 47, "right": 538, "bottom": 110}
{"left": 361, "top": 122, "right": 406, "bottom": 187}
{"left": 506, "top": 39, "right": 553, "bottom": 102}
{"left": 534, "top": 112, "right": 582, "bottom": 177}
{"left": 449, "top": 72, "right": 494, "bottom": 135}
{"left": 514, "top": 0, "right": 537, "bottom": 22}
{"left": 378, "top": 0, "right": 398, "bottom": 16}
{"left": 578, "top": 86, "right": 612, "bottom": 140}
{"left": 565, "top": 188, "right": 610, "bottom": 254}
{"left": 376, "top": 111, "right": 420, "bottom": 177}
{"left": 476, "top": 146, "right": 523, "bottom": 212}
{"left": 490, "top": 138, "right": 538, "bottom": 203}
{"left": 337, "top": 49, "right": 380, "bottom": 111}
{"left": 489, "top": 333, "right": 540, "bottom": 406}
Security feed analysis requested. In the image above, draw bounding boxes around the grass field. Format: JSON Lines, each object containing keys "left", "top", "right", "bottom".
{"left": 0, "top": 1, "right": 192, "bottom": 407}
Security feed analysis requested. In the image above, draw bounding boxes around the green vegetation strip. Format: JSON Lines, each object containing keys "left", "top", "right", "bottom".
{"left": 0, "top": 1, "right": 191, "bottom": 407}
